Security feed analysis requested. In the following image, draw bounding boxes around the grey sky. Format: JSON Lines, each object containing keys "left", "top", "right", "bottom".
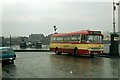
{"left": 1, "top": 0, "right": 120, "bottom": 37}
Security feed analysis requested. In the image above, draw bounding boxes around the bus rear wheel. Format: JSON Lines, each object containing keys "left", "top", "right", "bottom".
{"left": 90, "top": 54, "right": 94, "bottom": 58}
{"left": 55, "top": 48, "right": 61, "bottom": 55}
{"left": 74, "top": 48, "right": 78, "bottom": 57}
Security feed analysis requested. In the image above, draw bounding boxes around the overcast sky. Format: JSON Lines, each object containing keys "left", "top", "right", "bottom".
{"left": 1, "top": 0, "right": 120, "bottom": 37}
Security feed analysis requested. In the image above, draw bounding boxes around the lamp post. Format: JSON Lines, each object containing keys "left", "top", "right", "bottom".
{"left": 113, "top": 0, "right": 120, "bottom": 33}
{"left": 10, "top": 35, "right": 11, "bottom": 48}
{"left": 113, "top": 0, "right": 116, "bottom": 33}
{"left": 116, "top": 1, "right": 120, "bottom": 32}
{"left": 53, "top": 26, "right": 58, "bottom": 34}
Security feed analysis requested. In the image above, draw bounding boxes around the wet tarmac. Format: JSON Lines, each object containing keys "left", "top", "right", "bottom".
{"left": 2, "top": 52, "right": 120, "bottom": 78}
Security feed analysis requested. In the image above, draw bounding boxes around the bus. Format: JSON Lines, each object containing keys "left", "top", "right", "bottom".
{"left": 50, "top": 30, "right": 104, "bottom": 57}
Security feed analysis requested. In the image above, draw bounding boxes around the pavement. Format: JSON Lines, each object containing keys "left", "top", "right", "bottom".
{"left": 0, "top": 63, "right": 2, "bottom": 79}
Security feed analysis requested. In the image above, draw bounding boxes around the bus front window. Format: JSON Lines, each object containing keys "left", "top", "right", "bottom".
{"left": 86, "top": 35, "right": 103, "bottom": 43}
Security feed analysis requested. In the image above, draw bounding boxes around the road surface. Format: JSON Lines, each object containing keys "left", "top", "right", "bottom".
{"left": 2, "top": 52, "right": 120, "bottom": 78}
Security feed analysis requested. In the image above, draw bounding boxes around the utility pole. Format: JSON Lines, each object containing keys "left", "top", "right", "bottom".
{"left": 10, "top": 35, "right": 11, "bottom": 48}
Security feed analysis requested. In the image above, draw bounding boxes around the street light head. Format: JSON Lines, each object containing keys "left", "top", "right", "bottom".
{"left": 53, "top": 26, "right": 56, "bottom": 28}
{"left": 116, "top": 3, "right": 120, "bottom": 5}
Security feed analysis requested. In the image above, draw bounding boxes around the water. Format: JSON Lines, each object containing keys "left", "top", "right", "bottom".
{"left": 11, "top": 44, "right": 120, "bottom": 55}
{"left": 11, "top": 45, "right": 50, "bottom": 50}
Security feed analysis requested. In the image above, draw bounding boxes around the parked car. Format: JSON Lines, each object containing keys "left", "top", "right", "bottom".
{"left": 20, "top": 41, "right": 26, "bottom": 48}
{"left": 35, "top": 42, "right": 42, "bottom": 48}
{"left": 0, "top": 47, "right": 16, "bottom": 64}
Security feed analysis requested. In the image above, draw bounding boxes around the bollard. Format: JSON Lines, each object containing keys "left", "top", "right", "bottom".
{"left": 109, "top": 33, "right": 119, "bottom": 56}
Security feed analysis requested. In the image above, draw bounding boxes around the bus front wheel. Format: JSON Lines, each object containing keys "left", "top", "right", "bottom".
{"left": 55, "top": 48, "right": 61, "bottom": 55}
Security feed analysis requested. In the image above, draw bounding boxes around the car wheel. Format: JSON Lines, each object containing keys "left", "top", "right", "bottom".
{"left": 10, "top": 60, "right": 14, "bottom": 64}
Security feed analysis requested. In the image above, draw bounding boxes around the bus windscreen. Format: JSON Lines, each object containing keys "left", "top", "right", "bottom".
{"left": 86, "top": 35, "right": 103, "bottom": 43}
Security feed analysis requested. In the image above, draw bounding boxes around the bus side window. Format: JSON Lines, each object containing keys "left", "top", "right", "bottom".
{"left": 51, "top": 37, "right": 57, "bottom": 42}
{"left": 71, "top": 35, "right": 80, "bottom": 41}
{"left": 56, "top": 36, "right": 63, "bottom": 42}
{"left": 63, "top": 36, "right": 70, "bottom": 42}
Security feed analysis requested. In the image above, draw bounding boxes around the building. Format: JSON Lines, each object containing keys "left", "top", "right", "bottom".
{"left": 29, "top": 34, "right": 45, "bottom": 44}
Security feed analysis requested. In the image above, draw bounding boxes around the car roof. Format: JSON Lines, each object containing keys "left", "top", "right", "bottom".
{"left": 0, "top": 47, "right": 13, "bottom": 50}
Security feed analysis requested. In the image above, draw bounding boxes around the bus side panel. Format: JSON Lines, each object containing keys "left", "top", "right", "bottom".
{"left": 78, "top": 49, "right": 103, "bottom": 55}
{"left": 78, "top": 49, "right": 88, "bottom": 55}
{"left": 50, "top": 47, "right": 74, "bottom": 54}
{"left": 50, "top": 48, "right": 55, "bottom": 52}
{"left": 50, "top": 43, "right": 89, "bottom": 54}
{"left": 50, "top": 47, "right": 103, "bottom": 55}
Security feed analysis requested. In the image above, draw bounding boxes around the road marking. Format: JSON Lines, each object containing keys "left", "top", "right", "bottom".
{"left": 70, "top": 71, "right": 72, "bottom": 74}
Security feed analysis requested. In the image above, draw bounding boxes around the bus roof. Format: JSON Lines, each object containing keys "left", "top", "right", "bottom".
{"left": 52, "top": 30, "right": 102, "bottom": 37}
